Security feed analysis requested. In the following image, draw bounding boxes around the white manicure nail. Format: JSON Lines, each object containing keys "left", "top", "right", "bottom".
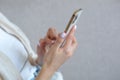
{"left": 60, "top": 32, "right": 66, "bottom": 39}
{"left": 74, "top": 25, "right": 77, "bottom": 30}
{"left": 52, "top": 41, "right": 55, "bottom": 43}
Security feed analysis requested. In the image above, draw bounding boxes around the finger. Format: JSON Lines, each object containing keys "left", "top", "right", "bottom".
{"left": 44, "top": 36, "right": 53, "bottom": 44}
{"left": 37, "top": 44, "right": 44, "bottom": 56}
{"left": 67, "top": 25, "right": 77, "bottom": 37}
{"left": 39, "top": 39, "right": 44, "bottom": 44}
{"left": 63, "top": 25, "right": 77, "bottom": 49}
{"left": 43, "top": 27, "right": 58, "bottom": 45}
{"left": 39, "top": 39, "right": 46, "bottom": 47}
{"left": 47, "top": 27, "right": 58, "bottom": 40}
{"left": 71, "top": 36, "right": 78, "bottom": 49}
{"left": 63, "top": 35, "right": 73, "bottom": 50}
{"left": 72, "top": 36, "right": 77, "bottom": 44}
{"left": 53, "top": 32, "right": 66, "bottom": 49}
{"left": 40, "top": 37, "right": 53, "bottom": 46}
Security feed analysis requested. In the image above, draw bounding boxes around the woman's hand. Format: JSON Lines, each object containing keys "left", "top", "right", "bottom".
{"left": 36, "top": 27, "right": 58, "bottom": 65}
{"left": 36, "top": 25, "right": 78, "bottom": 80}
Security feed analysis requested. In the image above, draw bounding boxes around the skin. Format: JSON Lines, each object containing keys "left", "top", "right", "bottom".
{"left": 36, "top": 27, "right": 58, "bottom": 66}
{"left": 36, "top": 25, "right": 77, "bottom": 80}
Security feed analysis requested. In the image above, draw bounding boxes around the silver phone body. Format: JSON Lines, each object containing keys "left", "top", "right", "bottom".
{"left": 64, "top": 8, "right": 83, "bottom": 34}
{"left": 60, "top": 9, "right": 83, "bottom": 47}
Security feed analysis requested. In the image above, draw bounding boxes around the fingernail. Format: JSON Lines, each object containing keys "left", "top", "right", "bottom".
{"left": 51, "top": 41, "right": 55, "bottom": 43}
{"left": 60, "top": 32, "right": 66, "bottom": 39}
{"left": 74, "top": 25, "right": 77, "bottom": 30}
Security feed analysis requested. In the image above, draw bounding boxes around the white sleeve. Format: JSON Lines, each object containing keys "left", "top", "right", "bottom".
{"left": 51, "top": 72, "right": 63, "bottom": 80}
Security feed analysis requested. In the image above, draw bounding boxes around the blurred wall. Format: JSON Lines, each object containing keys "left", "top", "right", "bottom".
{"left": 0, "top": 0, "right": 120, "bottom": 80}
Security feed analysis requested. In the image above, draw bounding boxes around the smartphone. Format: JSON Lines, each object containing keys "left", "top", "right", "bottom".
{"left": 60, "top": 8, "right": 83, "bottom": 47}
{"left": 64, "top": 8, "right": 83, "bottom": 34}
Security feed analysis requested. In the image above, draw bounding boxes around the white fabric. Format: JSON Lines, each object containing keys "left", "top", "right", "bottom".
{"left": 0, "top": 28, "right": 27, "bottom": 71}
{"left": 20, "top": 61, "right": 37, "bottom": 80}
{"left": 0, "top": 12, "right": 38, "bottom": 65}
{"left": 0, "top": 51, "right": 22, "bottom": 80}
{"left": 0, "top": 28, "right": 37, "bottom": 80}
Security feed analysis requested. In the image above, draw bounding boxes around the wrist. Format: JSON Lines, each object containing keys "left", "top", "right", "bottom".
{"left": 42, "top": 64, "right": 56, "bottom": 74}
{"left": 36, "top": 64, "right": 55, "bottom": 80}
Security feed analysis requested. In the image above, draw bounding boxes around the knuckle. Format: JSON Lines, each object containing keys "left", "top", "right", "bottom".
{"left": 47, "top": 27, "right": 57, "bottom": 40}
{"left": 48, "top": 27, "right": 55, "bottom": 32}
{"left": 47, "top": 27, "right": 53, "bottom": 35}
{"left": 48, "top": 27, "right": 53, "bottom": 30}
{"left": 64, "top": 48, "right": 73, "bottom": 57}
{"left": 67, "top": 53, "right": 73, "bottom": 57}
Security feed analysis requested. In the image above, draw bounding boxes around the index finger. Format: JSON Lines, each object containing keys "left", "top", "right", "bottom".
{"left": 67, "top": 25, "right": 77, "bottom": 37}
{"left": 62, "top": 25, "right": 77, "bottom": 49}
{"left": 47, "top": 27, "right": 58, "bottom": 40}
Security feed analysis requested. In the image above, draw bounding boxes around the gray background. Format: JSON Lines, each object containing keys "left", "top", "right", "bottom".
{"left": 0, "top": 0, "right": 120, "bottom": 80}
